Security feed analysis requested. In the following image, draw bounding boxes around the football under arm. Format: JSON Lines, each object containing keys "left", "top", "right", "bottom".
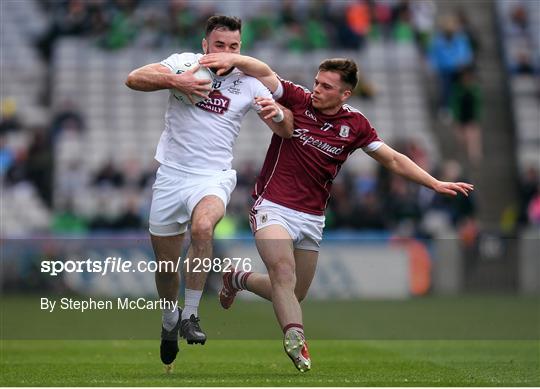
{"left": 366, "top": 143, "right": 438, "bottom": 190}
{"left": 125, "top": 63, "right": 173, "bottom": 91}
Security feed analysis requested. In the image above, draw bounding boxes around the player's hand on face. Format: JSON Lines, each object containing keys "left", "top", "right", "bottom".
{"left": 199, "top": 53, "right": 237, "bottom": 76}
{"left": 433, "top": 181, "right": 474, "bottom": 197}
{"left": 172, "top": 64, "right": 212, "bottom": 101}
{"left": 254, "top": 97, "right": 282, "bottom": 120}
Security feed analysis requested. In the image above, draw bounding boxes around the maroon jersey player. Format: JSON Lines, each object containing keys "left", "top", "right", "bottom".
{"left": 254, "top": 78, "right": 382, "bottom": 216}
{"left": 200, "top": 54, "right": 474, "bottom": 372}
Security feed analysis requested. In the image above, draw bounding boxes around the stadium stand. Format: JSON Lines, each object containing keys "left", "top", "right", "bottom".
{"left": 50, "top": 39, "right": 438, "bottom": 231}
{"left": 496, "top": 0, "right": 540, "bottom": 227}
{"left": 1, "top": 0, "right": 51, "bottom": 234}
{"left": 1, "top": 0, "right": 538, "bottom": 236}
{"left": 497, "top": 0, "right": 539, "bottom": 172}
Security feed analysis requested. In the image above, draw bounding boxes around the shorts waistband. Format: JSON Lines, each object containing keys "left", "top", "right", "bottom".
{"left": 256, "top": 198, "right": 325, "bottom": 222}
{"left": 159, "top": 162, "right": 235, "bottom": 177}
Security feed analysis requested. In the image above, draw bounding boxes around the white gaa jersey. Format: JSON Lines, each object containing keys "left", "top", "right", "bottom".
{"left": 156, "top": 52, "right": 272, "bottom": 173}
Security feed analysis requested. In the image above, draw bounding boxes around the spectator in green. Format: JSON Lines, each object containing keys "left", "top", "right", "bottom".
{"left": 52, "top": 200, "right": 88, "bottom": 233}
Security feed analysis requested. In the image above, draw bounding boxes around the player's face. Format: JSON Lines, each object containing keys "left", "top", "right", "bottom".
{"left": 203, "top": 28, "right": 241, "bottom": 58}
{"left": 312, "top": 71, "right": 352, "bottom": 114}
{"left": 202, "top": 29, "right": 241, "bottom": 74}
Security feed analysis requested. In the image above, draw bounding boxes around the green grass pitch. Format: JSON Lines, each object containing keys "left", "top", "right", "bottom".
{"left": 1, "top": 339, "right": 538, "bottom": 386}
{"left": 1, "top": 295, "right": 539, "bottom": 386}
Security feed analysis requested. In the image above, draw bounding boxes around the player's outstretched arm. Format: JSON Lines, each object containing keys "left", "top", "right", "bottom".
{"left": 367, "top": 144, "right": 474, "bottom": 196}
{"left": 199, "top": 53, "right": 280, "bottom": 93}
{"left": 255, "top": 97, "right": 293, "bottom": 139}
{"left": 125, "top": 63, "right": 211, "bottom": 100}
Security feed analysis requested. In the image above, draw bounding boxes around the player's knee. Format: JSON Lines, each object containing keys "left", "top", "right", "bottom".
{"left": 191, "top": 217, "right": 215, "bottom": 241}
{"left": 270, "top": 260, "right": 296, "bottom": 286}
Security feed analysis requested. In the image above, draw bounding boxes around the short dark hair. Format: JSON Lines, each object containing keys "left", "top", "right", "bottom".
{"left": 318, "top": 58, "right": 358, "bottom": 90}
{"left": 205, "top": 15, "right": 242, "bottom": 37}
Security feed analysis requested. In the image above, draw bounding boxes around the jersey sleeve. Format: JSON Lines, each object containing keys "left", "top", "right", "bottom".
{"left": 356, "top": 116, "right": 384, "bottom": 152}
{"left": 275, "top": 77, "right": 311, "bottom": 108}
{"left": 249, "top": 78, "right": 273, "bottom": 111}
{"left": 160, "top": 52, "right": 199, "bottom": 73}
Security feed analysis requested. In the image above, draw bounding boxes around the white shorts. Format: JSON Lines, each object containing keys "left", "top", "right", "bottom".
{"left": 249, "top": 198, "right": 325, "bottom": 252}
{"left": 149, "top": 164, "right": 237, "bottom": 236}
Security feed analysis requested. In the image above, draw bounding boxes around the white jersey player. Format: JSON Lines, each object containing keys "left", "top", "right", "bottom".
{"left": 125, "top": 16, "right": 293, "bottom": 369}
{"left": 156, "top": 52, "right": 276, "bottom": 173}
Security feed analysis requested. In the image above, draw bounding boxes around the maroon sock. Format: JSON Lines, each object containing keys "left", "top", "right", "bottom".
{"left": 232, "top": 271, "right": 253, "bottom": 290}
{"left": 283, "top": 323, "right": 304, "bottom": 337}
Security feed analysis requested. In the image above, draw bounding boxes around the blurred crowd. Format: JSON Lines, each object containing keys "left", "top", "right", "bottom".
{"left": 2, "top": 0, "right": 539, "bottom": 236}
{"left": 34, "top": 0, "right": 490, "bottom": 165}
{"left": 228, "top": 141, "right": 478, "bottom": 238}
{"left": 499, "top": 0, "right": 540, "bottom": 230}
{"left": 35, "top": 0, "right": 440, "bottom": 55}
{"left": 502, "top": 1, "right": 539, "bottom": 76}
{"left": 2, "top": 94, "right": 495, "bottom": 236}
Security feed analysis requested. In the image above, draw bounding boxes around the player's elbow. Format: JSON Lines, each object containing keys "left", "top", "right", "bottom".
{"left": 385, "top": 152, "right": 408, "bottom": 174}
{"left": 125, "top": 71, "right": 138, "bottom": 90}
{"left": 280, "top": 111, "right": 294, "bottom": 138}
{"left": 125, "top": 74, "right": 134, "bottom": 89}
{"left": 281, "top": 125, "right": 294, "bottom": 139}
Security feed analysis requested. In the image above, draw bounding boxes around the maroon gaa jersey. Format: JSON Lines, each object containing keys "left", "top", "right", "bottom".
{"left": 253, "top": 78, "right": 383, "bottom": 216}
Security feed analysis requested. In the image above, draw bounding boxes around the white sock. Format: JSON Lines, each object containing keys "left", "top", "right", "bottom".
{"left": 162, "top": 304, "right": 179, "bottom": 331}
{"left": 182, "top": 289, "right": 203, "bottom": 320}
{"left": 284, "top": 323, "right": 305, "bottom": 338}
